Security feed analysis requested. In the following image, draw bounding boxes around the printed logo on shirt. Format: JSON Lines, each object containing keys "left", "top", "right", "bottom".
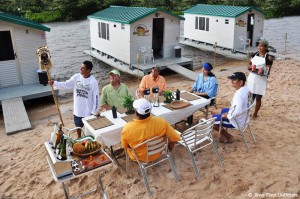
{"left": 76, "top": 81, "right": 91, "bottom": 99}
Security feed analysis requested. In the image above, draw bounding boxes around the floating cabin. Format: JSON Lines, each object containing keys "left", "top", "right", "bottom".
{"left": 0, "top": 12, "right": 52, "bottom": 134}
{"left": 0, "top": 11, "right": 50, "bottom": 89}
{"left": 182, "top": 4, "right": 265, "bottom": 56}
{"left": 85, "top": 6, "right": 193, "bottom": 77}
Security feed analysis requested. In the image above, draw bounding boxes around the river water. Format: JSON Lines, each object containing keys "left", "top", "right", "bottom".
{"left": 44, "top": 16, "right": 300, "bottom": 89}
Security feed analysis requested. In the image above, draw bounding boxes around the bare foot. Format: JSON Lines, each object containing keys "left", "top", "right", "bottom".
{"left": 252, "top": 114, "right": 258, "bottom": 119}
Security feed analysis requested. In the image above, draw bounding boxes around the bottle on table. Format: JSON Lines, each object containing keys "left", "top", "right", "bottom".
{"left": 54, "top": 122, "right": 64, "bottom": 152}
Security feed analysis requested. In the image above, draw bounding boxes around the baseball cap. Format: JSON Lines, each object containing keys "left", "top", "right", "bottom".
{"left": 227, "top": 72, "right": 246, "bottom": 82}
{"left": 109, "top": 69, "right": 120, "bottom": 76}
{"left": 133, "top": 99, "right": 152, "bottom": 115}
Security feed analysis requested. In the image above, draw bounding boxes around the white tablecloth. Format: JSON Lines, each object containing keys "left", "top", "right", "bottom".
{"left": 82, "top": 92, "right": 210, "bottom": 147}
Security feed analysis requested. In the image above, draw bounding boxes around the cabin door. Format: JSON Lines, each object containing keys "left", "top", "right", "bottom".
{"left": 152, "top": 18, "right": 164, "bottom": 58}
{"left": 247, "top": 14, "right": 254, "bottom": 46}
{"left": 0, "top": 30, "right": 20, "bottom": 88}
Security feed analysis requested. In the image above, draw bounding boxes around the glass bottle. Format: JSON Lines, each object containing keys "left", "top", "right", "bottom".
{"left": 176, "top": 89, "right": 180, "bottom": 100}
{"left": 57, "top": 136, "right": 67, "bottom": 161}
{"left": 54, "top": 122, "right": 64, "bottom": 152}
{"left": 112, "top": 106, "right": 117, "bottom": 118}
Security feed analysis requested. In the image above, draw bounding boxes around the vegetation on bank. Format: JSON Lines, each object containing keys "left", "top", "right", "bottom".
{"left": 1, "top": 0, "right": 299, "bottom": 23}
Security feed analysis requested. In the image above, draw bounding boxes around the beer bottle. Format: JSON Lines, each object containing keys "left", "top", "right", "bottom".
{"left": 54, "top": 122, "right": 64, "bottom": 152}
{"left": 57, "top": 135, "right": 67, "bottom": 160}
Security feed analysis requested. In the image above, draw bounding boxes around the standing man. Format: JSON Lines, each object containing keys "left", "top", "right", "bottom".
{"left": 121, "top": 98, "right": 180, "bottom": 162}
{"left": 101, "top": 69, "right": 132, "bottom": 110}
{"left": 49, "top": 60, "right": 99, "bottom": 138}
{"left": 210, "top": 72, "right": 249, "bottom": 143}
{"left": 139, "top": 66, "right": 166, "bottom": 96}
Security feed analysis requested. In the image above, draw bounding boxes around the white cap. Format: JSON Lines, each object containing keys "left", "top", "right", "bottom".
{"left": 133, "top": 99, "right": 152, "bottom": 115}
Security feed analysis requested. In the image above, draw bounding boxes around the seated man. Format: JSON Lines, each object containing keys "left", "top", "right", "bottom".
{"left": 191, "top": 63, "right": 218, "bottom": 99}
{"left": 121, "top": 98, "right": 180, "bottom": 162}
{"left": 211, "top": 72, "right": 249, "bottom": 143}
{"left": 139, "top": 66, "right": 166, "bottom": 97}
{"left": 101, "top": 69, "right": 132, "bottom": 110}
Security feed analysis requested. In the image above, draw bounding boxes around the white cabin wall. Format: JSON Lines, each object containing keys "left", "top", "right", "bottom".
{"left": 252, "top": 11, "right": 264, "bottom": 45}
{"left": 14, "top": 27, "right": 47, "bottom": 84}
{"left": 130, "top": 16, "right": 153, "bottom": 64}
{"left": 184, "top": 14, "right": 235, "bottom": 49}
{"left": 159, "top": 12, "right": 181, "bottom": 58}
{"left": 89, "top": 18, "right": 131, "bottom": 64}
{"left": 0, "top": 21, "right": 47, "bottom": 85}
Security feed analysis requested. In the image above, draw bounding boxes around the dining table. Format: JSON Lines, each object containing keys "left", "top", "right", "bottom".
{"left": 82, "top": 91, "right": 210, "bottom": 148}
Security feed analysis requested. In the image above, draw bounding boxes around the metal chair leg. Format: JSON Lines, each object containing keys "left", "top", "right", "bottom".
{"left": 99, "top": 175, "right": 107, "bottom": 199}
{"left": 239, "top": 130, "right": 250, "bottom": 152}
{"left": 211, "top": 140, "right": 224, "bottom": 166}
{"left": 248, "top": 126, "right": 256, "bottom": 143}
{"left": 167, "top": 154, "right": 180, "bottom": 182}
{"left": 139, "top": 166, "right": 152, "bottom": 196}
{"left": 187, "top": 150, "right": 200, "bottom": 180}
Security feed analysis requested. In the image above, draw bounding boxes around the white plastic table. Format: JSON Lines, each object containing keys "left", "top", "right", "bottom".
{"left": 82, "top": 92, "right": 210, "bottom": 147}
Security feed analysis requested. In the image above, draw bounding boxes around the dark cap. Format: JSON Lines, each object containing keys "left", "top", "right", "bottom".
{"left": 227, "top": 72, "right": 246, "bottom": 82}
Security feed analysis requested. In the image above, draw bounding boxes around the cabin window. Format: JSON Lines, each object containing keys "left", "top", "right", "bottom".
{"left": 121, "top": 24, "right": 125, "bottom": 30}
{"left": 225, "top": 19, "right": 229, "bottom": 24}
{"left": 98, "top": 22, "right": 110, "bottom": 40}
{"left": 195, "top": 17, "right": 209, "bottom": 31}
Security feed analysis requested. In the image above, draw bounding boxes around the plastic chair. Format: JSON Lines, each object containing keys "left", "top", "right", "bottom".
{"left": 217, "top": 101, "right": 256, "bottom": 152}
{"left": 125, "top": 135, "right": 180, "bottom": 196}
{"left": 139, "top": 46, "right": 154, "bottom": 65}
{"left": 200, "top": 84, "right": 220, "bottom": 118}
{"left": 239, "top": 36, "right": 250, "bottom": 51}
{"left": 177, "top": 118, "right": 224, "bottom": 180}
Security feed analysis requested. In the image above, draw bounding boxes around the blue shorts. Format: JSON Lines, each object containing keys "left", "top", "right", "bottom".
{"left": 212, "top": 108, "right": 235, "bottom": 128}
{"left": 74, "top": 115, "right": 84, "bottom": 128}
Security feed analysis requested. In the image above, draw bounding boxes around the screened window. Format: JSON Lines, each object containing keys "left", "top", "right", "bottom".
{"left": 121, "top": 24, "right": 125, "bottom": 30}
{"left": 195, "top": 17, "right": 209, "bottom": 31}
{"left": 98, "top": 22, "right": 110, "bottom": 40}
{"left": 225, "top": 19, "right": 229, "bottom": 24}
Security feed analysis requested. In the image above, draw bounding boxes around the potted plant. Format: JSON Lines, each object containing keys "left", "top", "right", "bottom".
{"left": 163, "top": 90, "right": 174, "bottom": 103}
{"left": 123, "top": 95, "right": 135, "bottom": 114}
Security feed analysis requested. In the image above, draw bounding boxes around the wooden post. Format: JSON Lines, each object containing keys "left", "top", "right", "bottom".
{"left": 213, "top": 42, "right": 217, "bottom": 66}
{"left": 247, "top": 39, "right": 251, "bottom": 60}
{"left": 284, "top": 33, "right": 287, "bottom": 55}
{"left": 37, "top": 46, "right": 64, "bottom": 126}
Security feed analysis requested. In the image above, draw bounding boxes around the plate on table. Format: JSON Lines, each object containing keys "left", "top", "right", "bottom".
{"left": 71, "top": 147, "right": 102, "bottom": 158}
{"left": 170, "top": 100, "right": 191, "bottom": 109}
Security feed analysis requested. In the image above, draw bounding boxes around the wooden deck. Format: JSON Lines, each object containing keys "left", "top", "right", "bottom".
{"left": 84, "top": 49, "right": 193, "bottom": 77}
{"left": 2, "top": 97, "right": 31, "bottom": 134}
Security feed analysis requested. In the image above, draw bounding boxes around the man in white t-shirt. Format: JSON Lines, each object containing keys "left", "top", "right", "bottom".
{"left": 211, "top": 72, "right": 249, "bottom": 143}
{"left": 49, "top": 61, "right": 99, "bottom": 138}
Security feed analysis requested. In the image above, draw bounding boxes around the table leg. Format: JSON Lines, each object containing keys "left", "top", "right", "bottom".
{"left": 109, "top": 146, "right": 120, "bottom": 166}
{"left": 187, "top": 115, "right": 193, "bottom": 126}
{"left": 99, "top": 175, "right": 107, "bottom": 199}
{"left": 62, "top": 182, "right": 69, "bottom": 199}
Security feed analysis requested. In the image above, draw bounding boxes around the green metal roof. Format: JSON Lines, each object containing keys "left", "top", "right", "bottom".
{"left": 184, "top": 4, "right": 264, "bottom": 18}
{"left": 0, "top": 11, "right": 50, "bottom": 32}
{"left": 88, "top": 6, "right": 184, "bottom": 24}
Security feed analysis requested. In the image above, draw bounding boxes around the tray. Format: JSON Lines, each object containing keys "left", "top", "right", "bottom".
{"left": 86, "top": 116, "right": 113, "bottom": 130}
{"left": 71, "top": 150, "right": 112, "bottom": 175}
{"left": 170, "top": 100, "right": 191, "bottom": 109}
{"left": 180, "top": 92, "right": 201, "bottom": 101}
{"left": 71, "top": 147, "right": 102, "bottom": 158}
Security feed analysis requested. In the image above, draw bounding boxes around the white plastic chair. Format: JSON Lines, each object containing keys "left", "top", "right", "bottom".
{"left": 178, "top": 118, "right": 224, "bottom": 180}
{"left": 139, "top": 46, "right": 154, "bottom": 65}
{"left": 239, "top": 36, "right": 250, "bottom": 51}
{"left": 218, "top": 101, "right": 256, "bottom": 152}
{"left": 125, "top": 135, "right": 180, "bottom": 196}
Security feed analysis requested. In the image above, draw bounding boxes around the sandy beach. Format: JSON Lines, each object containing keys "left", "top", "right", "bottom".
{"left": 0, "top": 58, "right": 299, "bottom": 199}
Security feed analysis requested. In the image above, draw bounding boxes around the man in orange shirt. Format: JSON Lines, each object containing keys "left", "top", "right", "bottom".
{"left": 121, "top": 98, "right": 180, "bottom": 162}
{"left": 139, "top": 66, "right": 166, "bottom": 96}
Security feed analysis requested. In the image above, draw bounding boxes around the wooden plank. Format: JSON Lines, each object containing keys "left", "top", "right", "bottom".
{"left": 166, "top": 64, "right": 198, "bottom": 81}
{"left": 2, "top": 97, "right": 32, "bottom": 134}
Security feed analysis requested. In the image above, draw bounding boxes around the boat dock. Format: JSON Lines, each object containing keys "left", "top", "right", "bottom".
{"left": 0, "top": 83, "right": 56, "bottom": 134}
